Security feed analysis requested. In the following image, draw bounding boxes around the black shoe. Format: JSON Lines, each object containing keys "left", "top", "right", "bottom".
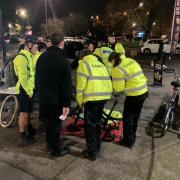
{"left": 119, "top": 140, "right": 134, "bottom": 149}
{"left": 82, "top": 149, "right": 97, "bottom": 161}
{"left": 51, "top": 147, "right": 70, "bottom": 157}
{"left": 27, "top": 125, "right": 36, "bottom": 137}
{"left": 18, "top": 135, "right": 36, "bottom": 148}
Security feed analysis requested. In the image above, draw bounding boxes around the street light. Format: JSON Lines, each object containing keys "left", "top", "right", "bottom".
{"left": 139, "top": 2, "right": 144, "bottom": 8}
{"left": 17, "top": 8, "right": 30, "bottom": 26}
{"left": 132, "top": 22, "right": 136, "bottom": 27}
{"left": 124, "top": 12, "right": 127, "bottom": 16}
{"left": 153, "top": 22, "right": 156, "bottom": 26}
{"left": 19, "top": 9, "right": 27, "bottom": 18}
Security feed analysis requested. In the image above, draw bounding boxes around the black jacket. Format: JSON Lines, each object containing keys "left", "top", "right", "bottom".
{"left": 35, "top": 46, "right": 72, "bottom": 106}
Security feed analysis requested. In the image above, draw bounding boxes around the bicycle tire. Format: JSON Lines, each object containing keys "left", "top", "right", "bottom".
{"left": 145, "top": 124, "right": 164, "bottom": 138}
{"left": 0, "top": 95, "right": 18, "bottom": 128}
{"left": 175, "top": 94, "right": 179, "bottom": 111}
{"left": 162, "top": 106, "right": 174, "bottom": 136}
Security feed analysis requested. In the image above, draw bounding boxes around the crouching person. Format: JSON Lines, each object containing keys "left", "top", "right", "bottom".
{"left": 109, "top": 52, "right": 148, "bottom": 149}
{"left": 76, "top": 54, "right": 112, "bottom": 161}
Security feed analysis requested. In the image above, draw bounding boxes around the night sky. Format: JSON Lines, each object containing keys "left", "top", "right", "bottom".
{"left": 0, "top": 0, "right": 107, "bottom": 30}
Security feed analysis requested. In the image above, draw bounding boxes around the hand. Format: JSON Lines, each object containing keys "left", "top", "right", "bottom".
{"left": 63, "top": 107, "right": 70, "bottom": 118}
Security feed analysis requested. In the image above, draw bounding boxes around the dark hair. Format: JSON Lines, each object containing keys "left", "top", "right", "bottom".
{"left": 109, "top": 52, "right": 120, "bottom": 67}
{"left": 50, "top": 33, "right": 64, "bottom": 46}
{"left": 79, "top": 49, "right": 92, "bottom": 59}
{"left": 38, "top": 42, "right": 46, "bottom": 51}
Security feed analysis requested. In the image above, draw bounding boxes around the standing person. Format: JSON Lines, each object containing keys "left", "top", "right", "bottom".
{"left": 18, "top": 37, "right": 25, "bottom": 53}
{"left": 76, "top": 54, "right": 112, "bottom": 161}
{"left": 93, "top": 44, "right": 114, "bottom": 76}
{"left": 32, "top": 42, "right": 46, "bottom": 73}
{"left": 14, "top": 39, "right": 38, "bottom": 147}
{"left": 108, "top": 52, "right": 148, "bottom": 149}
{"left": 108, "top": 35, "right": 125, "bottom": 54}
{"left": 36, "top": 33, "right": 72, "bottom": 157}
{"left": 151, "top": 35, "right": 168, "bottom": 68}
{"left": 45, "top": 37, "right": 52, "bottom": 48}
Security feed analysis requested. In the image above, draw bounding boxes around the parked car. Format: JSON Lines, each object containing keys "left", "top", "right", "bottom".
{"left": 141, "top": 39, "right": 180, "bottom": 55}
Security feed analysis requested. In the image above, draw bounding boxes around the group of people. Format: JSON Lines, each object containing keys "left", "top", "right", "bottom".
{"left": 13, "top": 33, "right": 148, "bottom": 160}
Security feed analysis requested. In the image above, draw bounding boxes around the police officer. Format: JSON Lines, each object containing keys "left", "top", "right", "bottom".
{"left": 109, "top": 52, "right": 148, "bottom": 149}
{"left": 76, "top": 54, "right": 112, "bottom": 161}
{"left": 93, "top": 44, "right": 114, "bottom": 75}
{"left": 14, "top": 38, "right": 38, "bottom": 147}
{"left": 108, "top": 35, "right": 125, "bottom": 54}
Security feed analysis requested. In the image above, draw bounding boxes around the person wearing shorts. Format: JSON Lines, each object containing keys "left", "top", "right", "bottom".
{"left": 14, "top": 38, "right": 38, "bottom": 147}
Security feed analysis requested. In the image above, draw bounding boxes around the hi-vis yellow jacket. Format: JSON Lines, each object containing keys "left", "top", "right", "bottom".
{"left": 112, "top": 55, "right": 148, "bottom": 96}
{"left": 93, "top": 46, "right": 114, "bottom": 76}
{"left": 13, "top": 49, "right": 34, "bottom": 97}
{"left": 76, "top": 54, "right": 113, "bottom": 105}
{"left": 32, "top": 51, "right": 42, "bottom": 73}
{"left": 109, "top": 42, "right": 125, "bottom": 54}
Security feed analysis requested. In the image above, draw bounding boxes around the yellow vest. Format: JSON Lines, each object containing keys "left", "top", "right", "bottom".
{"left": 112, "top": 56, "right": 148, "bottom": 96}
{"left": 93, "top": 46, "right": 114, "bottom": 76}
{"left": 32, "top": 51, "right": 42, "bottom": 73}
{"left": 76, "top": 54, "right": 113, "bottom": 105}
{"left": 13, "top": 50, "right": 34, "bottom": 96}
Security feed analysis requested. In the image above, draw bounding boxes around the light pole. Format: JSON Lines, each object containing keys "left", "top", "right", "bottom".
{"left": 45, "top": 0, "right": 48, "bottom": 35}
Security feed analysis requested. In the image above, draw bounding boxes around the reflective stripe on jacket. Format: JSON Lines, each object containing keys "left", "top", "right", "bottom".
{"left": 76, "top": 54, "right": 113, "bottom": 105}
{"left": 112, "top": 56, "right": 148, "bottom": 96}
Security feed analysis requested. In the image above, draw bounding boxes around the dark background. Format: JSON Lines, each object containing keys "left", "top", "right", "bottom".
{"left": 0, "top": 0, "right": 107, "bottom": 31}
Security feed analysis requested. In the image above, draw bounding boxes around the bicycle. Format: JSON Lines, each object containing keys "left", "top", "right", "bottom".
{"left": 146, "top": 71, "right": 180, "bottom": 139}
{"left": 161, "top": 73, "right": 180, "bottom": 138}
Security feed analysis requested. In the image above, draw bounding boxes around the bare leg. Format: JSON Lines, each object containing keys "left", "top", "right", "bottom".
{"left": 19, "top": 112, "right": 28, "bottom": 133}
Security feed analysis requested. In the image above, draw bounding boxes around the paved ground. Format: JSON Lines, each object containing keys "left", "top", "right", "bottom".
{"left": 0, "top": 53, "right": 180, "bottom": 180}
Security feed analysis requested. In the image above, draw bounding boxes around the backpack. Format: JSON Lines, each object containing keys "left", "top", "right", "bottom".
{"left": 5, "top": 53, "right": 29, "bottom": 86}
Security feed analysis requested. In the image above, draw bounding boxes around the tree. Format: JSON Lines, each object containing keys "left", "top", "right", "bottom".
{"left": 104, "top": 0, "right": 174, "bottom": 37}
{"left": 64, "top": 14, "right": 89, "bottom": 36}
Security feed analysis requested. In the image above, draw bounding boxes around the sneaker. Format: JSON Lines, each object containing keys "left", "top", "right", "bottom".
{"left": 82, "top": 149, "right": 97, "bottom": 161}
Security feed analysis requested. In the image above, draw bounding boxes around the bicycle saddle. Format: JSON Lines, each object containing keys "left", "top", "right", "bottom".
{"left": 171, "top": 80, "right": 180, "bottom": 88}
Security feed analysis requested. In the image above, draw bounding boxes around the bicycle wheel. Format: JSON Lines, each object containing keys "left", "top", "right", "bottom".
{"left": 145, "top": 124, "right": 164, "bottom": 138}
{"left": 0, "top": 95, "right": 18, "bottom": 128}
{"left": 162, "top": 106, "right": 175, "bottom": 136}
{"left": 175, "top": 94, "right": 179, "bottom": 111}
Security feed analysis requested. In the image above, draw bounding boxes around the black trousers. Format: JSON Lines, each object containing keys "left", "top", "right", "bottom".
{"left": 123, "top": 93, "right": 148, "bottom": 145}
{"left": 40, "top": 104, "right": 62, "bottom": 153}
{"left": 84, "top": 101, "right": 106, "bottom": 156}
